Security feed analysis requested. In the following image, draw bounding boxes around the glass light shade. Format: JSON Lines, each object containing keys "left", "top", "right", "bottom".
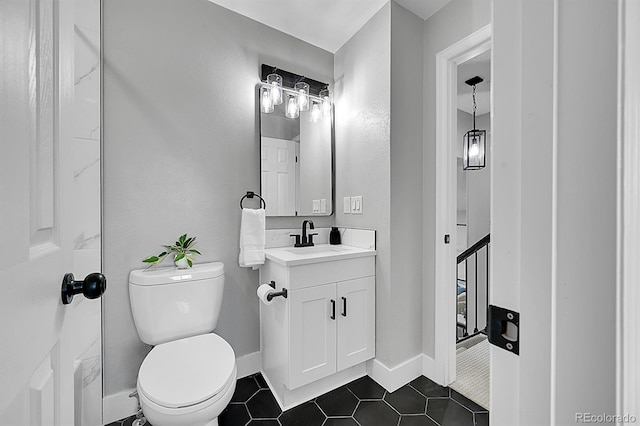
{"left": 285, "top": 94, "right": 299, "bottom": 119}
{"left": 267, "top": 73, "right": 283, "bottom": 105}
{"left": 310, "top": 101, "right": 321, "bottom": 123}
{"left": 320, "top": 88, "right": 331, "bottom": 116}
{"left": 260, "top": 86, "right": 274, "bottom": 113}
{"left": 463, "top": 129, "right": 486, "bottom": 170}
{"left": 295, "top": 82, "right": 310, "bottom": 111}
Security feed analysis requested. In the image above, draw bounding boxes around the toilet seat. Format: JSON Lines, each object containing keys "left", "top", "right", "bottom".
{"left": 138, "top": 333, "right": 236, "bottom": 409}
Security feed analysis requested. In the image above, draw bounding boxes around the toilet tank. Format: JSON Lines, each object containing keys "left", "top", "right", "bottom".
{"left": 129, "top": 262, "right": 224, "bottom": 346}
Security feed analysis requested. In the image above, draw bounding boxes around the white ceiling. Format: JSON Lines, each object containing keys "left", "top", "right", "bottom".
{"left": 207, "top": 0, "right": 451, "bottom": 53}
{"left": 457, "top": 50, "right": 491, "bottom": 115}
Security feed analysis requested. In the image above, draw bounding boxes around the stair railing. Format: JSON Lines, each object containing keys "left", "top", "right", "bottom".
{"left": 456, "top": 233, "right": 490, "bottom": 342}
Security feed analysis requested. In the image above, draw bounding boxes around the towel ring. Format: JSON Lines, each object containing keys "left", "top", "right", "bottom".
{"left": 240, "top": 191, "right": 266, "bottom": 209}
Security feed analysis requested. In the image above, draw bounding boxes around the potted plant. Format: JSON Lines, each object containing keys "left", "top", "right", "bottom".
{"left": 143, "top": 233, "right": 201, "bottom": 269}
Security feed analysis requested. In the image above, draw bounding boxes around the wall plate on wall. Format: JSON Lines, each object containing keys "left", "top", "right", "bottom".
{"left": 351, "top": 196, "right": 363, "bottom": 214}
{"left": 343, "top": 197, "right": 351, "bottom": 214}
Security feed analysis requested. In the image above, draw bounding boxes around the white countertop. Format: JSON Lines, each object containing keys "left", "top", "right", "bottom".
{"left": 264, "top": 244, "right": 376, "bottom": 267}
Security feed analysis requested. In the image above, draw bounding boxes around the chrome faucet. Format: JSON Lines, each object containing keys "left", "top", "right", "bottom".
{"left": 290, "top": 220, "right": 317, "bottom": 247}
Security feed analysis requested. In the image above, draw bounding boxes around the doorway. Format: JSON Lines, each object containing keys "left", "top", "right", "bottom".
{"left": 433, "top": 23, "right": 491, "bottom": 406}
{"left": 449, "top": 50, "right": 491, "bottom": 411}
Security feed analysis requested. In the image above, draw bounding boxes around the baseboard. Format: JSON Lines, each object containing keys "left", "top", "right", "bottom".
{"left": 103, "top": 388, "right": 137, "bottom": 425}
{"left": 421, "top": 354, "right": 442, "bottom": 385}
{"left": 366, "top": 355, "right": 423, "bottom": 393}
{"left": 236, "top": 351, "right": 261, "bottom": 378}
{"left": 103, "top": 351, "right": 262, "bottom": 423}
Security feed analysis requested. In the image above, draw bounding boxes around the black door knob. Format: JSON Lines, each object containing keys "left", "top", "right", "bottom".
{"left": 61, "top": 272, "right": 107, "bottom": 305}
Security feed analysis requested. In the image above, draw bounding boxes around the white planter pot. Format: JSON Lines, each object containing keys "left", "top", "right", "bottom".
{"left": 174, "top": 254, "right": 192, "bottom": 269}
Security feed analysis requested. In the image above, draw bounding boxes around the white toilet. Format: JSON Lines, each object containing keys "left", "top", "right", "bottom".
{"left": 129, "top": 262, "right": 237, "bottom": 426}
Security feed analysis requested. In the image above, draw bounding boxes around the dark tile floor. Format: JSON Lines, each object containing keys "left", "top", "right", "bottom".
{"left": 107, "top": 374, "right": 488, "bottom": 426}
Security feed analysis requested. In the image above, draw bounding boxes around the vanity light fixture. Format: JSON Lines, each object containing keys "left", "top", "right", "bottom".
{"left": 260, "top": 86, "right": 274, "bottom": 113}
{"left": 259, "top": 64, "right": 331, "bottom": 120}
{"left": 320, "top": 87, "right": 332, "bottom": 116}
{"left": 295, "top": 81, "right": 310, "bottom": 112}
{"left": 267, "top": 73, "right": 283, "bottom": 105}
{"left": 285, "top": 94, "right": 300, "bottom": 119}
{"left": 310, "top": 101, "right": 322, "bottom": 123}
{"left": 463, "top": 76, "right": 486, "bottom": 171}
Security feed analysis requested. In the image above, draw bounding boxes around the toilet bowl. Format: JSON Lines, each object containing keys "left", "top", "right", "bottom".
{"left": 137, "top": 334, "right": 236, "bottom": 426}
{"left": 129, "top": 263, "right": 235, "bottom": 426}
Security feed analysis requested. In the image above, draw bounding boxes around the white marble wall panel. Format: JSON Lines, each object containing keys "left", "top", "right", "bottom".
{"left": 73, "top": 0, "right": 101, "bottom": 424}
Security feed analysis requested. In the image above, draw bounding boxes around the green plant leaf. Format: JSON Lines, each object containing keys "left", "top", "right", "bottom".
{"left": 143, "top": 256, "right": 159, "bottom": 263}
{"left": 174, "top": 253, "right": 185, "bottom": 262}
{"left": 184, "top": 237, "right": 193, "bottom": 248}
{"left": 179, "top": 234, "right": 187, "bottom": 244}
{"left": 187, "top": 258, "right": 193, "bottom": 267}
{"left": 158, "top": 251, "right": 168, "bottom": 257}
{"left": 189, "top": 249, "right": 201, "bottom": 255}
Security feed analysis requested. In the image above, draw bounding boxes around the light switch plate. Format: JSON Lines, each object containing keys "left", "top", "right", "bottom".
{"left": 352, "top": 196, "right": 363, "bottom": 214}
{"left": 343, "top": 197, "right": 351, "bottom": 214}
{"left": 313, "top": 200, "right": 320, "bottom": 213}
{"left": 320, "top": 199, "right": 326, "bottom": 214}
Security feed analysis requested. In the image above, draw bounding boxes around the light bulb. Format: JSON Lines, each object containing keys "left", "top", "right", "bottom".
{"left": 469, "top": 139, "right": 480, "bottom": 157}
{"left": 320, "top": 88, "right": 331, "bottom": 116}
{"left": 267, "top": 73, "right": 283, "bottom": 105}
{"left": 295, "top": 82, "right": 310, "bottom": 112}
{"left": 310, "top": 101, "right": 321, "bottom": 123}
{"left": 285, "top": 94, "right": 299, "bottom": 119}
{"left": 260, "top": 87, "right": 274, "bottom": 113}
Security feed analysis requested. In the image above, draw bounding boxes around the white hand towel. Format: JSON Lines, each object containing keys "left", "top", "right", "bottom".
{"left": 239, "top": 208, "right": 266, "bottom": 269}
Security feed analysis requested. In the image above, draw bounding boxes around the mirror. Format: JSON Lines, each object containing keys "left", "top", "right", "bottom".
{"left": 259, "top": 90, "right": 333, "bottom": 217}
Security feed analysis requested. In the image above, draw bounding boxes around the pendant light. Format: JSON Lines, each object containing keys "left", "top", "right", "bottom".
{"left": 463, "top": 76, "right": 486, "bottom": 171}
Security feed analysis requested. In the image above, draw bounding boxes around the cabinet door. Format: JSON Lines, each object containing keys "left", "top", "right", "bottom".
{"left": 337, "top": 276, "right": 375, "bottom": 371}
{"left": 289, "top": 284, "right": 337, "bottom": 389}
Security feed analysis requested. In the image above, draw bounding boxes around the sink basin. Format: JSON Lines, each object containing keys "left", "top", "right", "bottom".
{"left": 265, "top": 244, "right": 375, "bottom": 266}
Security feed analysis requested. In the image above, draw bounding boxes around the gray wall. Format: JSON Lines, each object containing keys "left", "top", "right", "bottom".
{"left": 421, "top": 0, "right": 491, "bottom": 359}
{"left": 389, "top": 2, "right": 425, "bottom": 366}
{"left": 334, "top": 1, "right": 425, "bottom": 369}
{"left": 102, "top": 0, "right": 333, "bottom": 396}
{"left": 334, "top": 3, "right": 392, "bottom": 364}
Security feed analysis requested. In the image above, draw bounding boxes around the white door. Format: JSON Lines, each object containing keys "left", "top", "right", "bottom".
{"left": 288, "top": 284, "right": 337, "bottom": 389}
{"left": 0, "top": 0, "right": 102, "bottom": 424}
{"left": 261, "top": 136, "right": 297, "bottom": 216}
{"left": 336, "top": 277, "right": 375, "bottom": 371}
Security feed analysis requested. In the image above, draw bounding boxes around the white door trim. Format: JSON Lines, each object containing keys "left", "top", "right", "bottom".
{"left": 434, "top": 24, "right": 491, "bottom": 386}
{"left": 618, "top": 0, "right": 640, "bottom": 419}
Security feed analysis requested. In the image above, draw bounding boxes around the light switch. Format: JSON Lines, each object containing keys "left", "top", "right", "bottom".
{"left": 352, "top": 196, "right": 363, "bottom": 214}
{"left": 320, "top": 199, "right": 326, "bottom": 214}
{"left": 313, "top": 200, "right": 320, "bottom": 213}
{"left": 343, "top": 197, "right": 351, "bottom": 214}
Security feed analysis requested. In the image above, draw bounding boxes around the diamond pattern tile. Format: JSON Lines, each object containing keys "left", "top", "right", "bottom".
{"left": 111, "top": 373, "right": 487, "bottom": 426}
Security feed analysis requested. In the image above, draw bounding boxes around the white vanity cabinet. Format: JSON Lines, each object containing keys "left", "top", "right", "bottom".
{"left": 289, "top": 275, "right": 375, "bottom": 389}
{"left": 259, "top": 246, "right": 375, "bottom": 408}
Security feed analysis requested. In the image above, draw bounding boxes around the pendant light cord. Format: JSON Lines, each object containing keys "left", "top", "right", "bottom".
{"left": 472, "top": 84, "right": 477, "bottom": 130}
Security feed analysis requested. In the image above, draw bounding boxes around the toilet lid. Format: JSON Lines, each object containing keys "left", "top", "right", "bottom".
{"left": 138, "top": 333, "right": 236, "bottom": 408}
